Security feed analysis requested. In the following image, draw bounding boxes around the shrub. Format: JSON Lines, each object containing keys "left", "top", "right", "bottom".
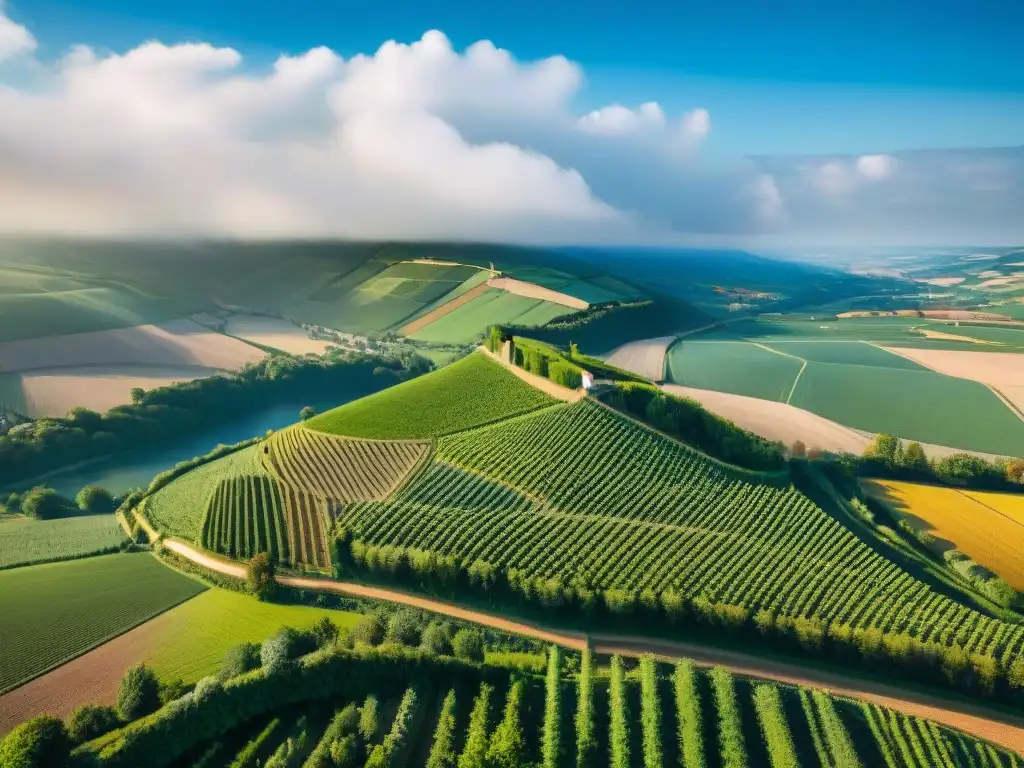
{"left": 452, "top": 630, "right": 485, "bottom": 663}
{"left": 261, "top": 632, "right": 296, "bottom": 675}
{"left": 248, "top": 553, "right": 275, "bottom": 599}
{"left": 117, "top": 665, "right": 161, "bottom": 721}
{"left": 331, "top": 734, "right": 360, "bottom": 767}
{"left": 0, "top": 715, "right": 71, "bottom": 768}
{"left": 20, "top": 486, "right": 71, "bottom": 520}
{"left": 67, "top": 705, "right": 120, "bottom": 744}
{"left": 353, "top": 612, "right": 388, "bottom": 646}
{"left": 75, "top": 485, "right": 115, "bottom": 514}
{"left": 311, "top": 617, "right": 340, "bottom": 648}
{"left": 385, "top": 609, "right": 423, "bottom": 647}
{"left": 458, "top": 684, "right": 492, "bottom": 768}
{"left": 542, "top": 647, "right": 562, "bottom": 768}
{"left": 486, "top": 681, "right": 525, "bottom": 768}
{"left": 420, "top": 622, "right": 454, "bottom": 656}
{"left": 359, "top": 695, "right": 380, "bottom": 743}
{"left": 426, "top": 690, "right": 458, "bottom": 768}
{"left": 159, "top": 679, "right": 189, "bottom": 705}
{"left": 220, "top": 642, "right": 261, "bottom": 680}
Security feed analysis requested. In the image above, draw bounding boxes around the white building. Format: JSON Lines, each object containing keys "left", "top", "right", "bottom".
{"left": 581, "top": 371, "right": 594, "bottom": 390}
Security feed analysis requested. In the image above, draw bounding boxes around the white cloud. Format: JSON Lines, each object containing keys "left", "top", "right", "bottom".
{"left": 750, "top": 174, "right": 784, "bottom": 221}
{"left": 577, "top": 102, "right": 665, "bottom": 135}
{"left": 856, "top": 153, "right": 896, "bottom": 180}
{"left": 0, "top": 1, "right": 35, "bottom": 61}
{"left": 681, "top": 107, "right": 711, "bottom": 141}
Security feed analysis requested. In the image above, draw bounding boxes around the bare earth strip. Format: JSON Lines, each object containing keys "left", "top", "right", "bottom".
{"left": 882, "top": 347, "right": 1024, "bottom": 415}
{"left": 486, "top": 277, "right": 589, "bottom": 310}
{"left": 399, "top": 283, "right": 490, "bottom": 336}
{"left": 0, "top": 318, "right": 266, "bottom": 373}
{"left": 20, "top": 365, "right": 217, "bottom": 418}
{"left": 603, "top": 336, "right": 676, "bottom": 381}
{"left": 158, "top": 539, "right": 1024, "bottom": 755}
{"left": 222, "top": 315, "right": 335, "bottom": 356}
{"left": 661, "top": 383, "right": 871, "bottom": 454}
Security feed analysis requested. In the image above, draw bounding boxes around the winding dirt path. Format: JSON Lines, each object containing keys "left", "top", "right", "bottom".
{"left": 164, "top": 539, "right": 1024, "bottom": 754}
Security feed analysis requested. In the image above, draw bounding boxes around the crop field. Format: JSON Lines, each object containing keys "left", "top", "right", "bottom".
{"left": 788, "top": 363, "right": 1024, "bottom": 455}
{"left": 666, "top": 340, "right": 804, "bottom": 401}
{"left": 0, "top": 553, "right": 204, "bottom": 693}
{"left": 221, "top": 315, "right": 334, "bottom": 356}
{"left": 862, "top": 480, "right": 1024, "bottom": 590}
{"left": 410, "top": 288, "right": 568, "bottom": 344}
{"left": 0, "top": 371, "right": 26, "bottom": 413}
{"left": 72, "top": 647, "right": 1022, "bottom": 768}
{"left": 0, "top": 514, "right": 128, "bottom": 570}
{"left": 342, "top": 398, "right": 1024, "bottom": 666}
{"left": 761, "top": 340, "right": 926, "bottom": 369}
{"left": 264, "top": 426, "right": 430, "bottom": 501}
{"left": 200, "top": 475, "right": 291, "bottom": 563}
{"left": 307, "top": 351, "right": 555, "bottom": 439}
{"left": 144, "top": 445, "right": 263, "bottom": 541}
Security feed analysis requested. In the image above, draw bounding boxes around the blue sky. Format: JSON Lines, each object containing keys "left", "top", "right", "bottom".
{"left": 17, "top": 0, "right": 1024, "bottom": 155}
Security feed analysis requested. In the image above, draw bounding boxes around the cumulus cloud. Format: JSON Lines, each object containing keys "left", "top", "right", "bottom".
{"left": 0, "top": 1, "right": 35, "bottom": 61}
{"left": 0, "top": 5, "right": 1019, "bottom": 245}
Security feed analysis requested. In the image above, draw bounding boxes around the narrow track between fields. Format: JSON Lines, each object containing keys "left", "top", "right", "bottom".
{"left": 162, "top": 538, "right": 1024, "bottom": 754}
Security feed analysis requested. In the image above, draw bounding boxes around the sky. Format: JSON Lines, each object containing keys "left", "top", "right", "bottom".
{"left": 0, "top": 0, "right": 1020, "bottom": 245}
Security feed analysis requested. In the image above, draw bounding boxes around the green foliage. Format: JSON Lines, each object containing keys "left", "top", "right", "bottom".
{"left": 603, "top": 382, "right": 786, "bottom": 471}
{"left": 310, "top": 616, "right": 340, "bottom": 648}
{"left": 20, "top": 486, "right": 73, "bottom": 520}
{"left": 542, "top": 646, "right": 562, "bottom": 768}
{"left": 486, "top": 681, "right": 525, "bottom": 768}
{"left": 261, "top": 631, "right": 297, "bottom": 676}
{"left": 203, "top": 474, "right": 292, "bottom": 566}
{"left": 228, "top": 717, "right": 282, "bottom": 768}
{"left": 673, "top": 661, "right": 704, "bottom": 768}
{"left": 359, "top": 695, "right": 380, "bottom": 743}
{"left": 365, "top": 688, "right": 418, "bottom": 768}
{"left": 75, "top": 485, "right": 115, "bottom": 514}
{"left": 639, "top": 656, "right": 664, "bottom": 768}
{"left": 67, "top": 704, "right": 121, "bottom": 744}
{"left": 0, "top": 514, "right": 127, "bottom": 570}
{"left": 709, "top": 668, "right": 746, "bottom": 768}
{"left": 248, "top": 552, "right": 275, "bottom": 600}
{"left": 306, "top": 352, "right": 554, "bottom": 440}
{"left": 299, "top": 406, "right": 316, "bottom": 421}
{"left": 458, "top": 683, "right": 492, "bottom": 768}
{"left": 452, "top": 630, "right": 485, "bottom": 663}
{"left": 608, "top": 656, "right": 629, "bottom": 768}
{"left": 0, "top": 553, "right": 204, "bottom": 695}
{"left": 302, "top": 703, "right": 358, "bottom": 768}
{"left": 385, "top": 609, "right": 423, "bottom": 647}
{"left": 751, "top": 685, "right": 797, "bottom": 768}
{"left": 353, "top": 612, "right": 387, "bottom": 646}
{"left": 426, "top": 690, "right": 458, "bottom": 768}
{"left": 420, "top": 622, "right": 454, "bottom": 656}
{"left": 0, "top": 715, "right": 71, "bottom": 768}
{"left": 219, "top": 643, "right": 261, "bottom": 681}
{"left": 574, "top": 648, "right": 596, "bottom": 768}
{"left": 809, "top": 690, "right": 862, "bottom": 767}
{"left": 117, "top": 665, "right": 161, "bottom": 721}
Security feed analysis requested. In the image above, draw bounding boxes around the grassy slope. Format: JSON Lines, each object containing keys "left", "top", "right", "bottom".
{"left": 306, "top": 351, "right": 556, "bottom": 439}
{"left": 144, "top": 588, "right": 361, "bottom": 684}
{"left": 0, "top": 553, "right": 205, "bottom": 693}
{"left": 0, "top": 514, "right": 127, "bottom": 569}
{"left": 411, "top": 289, "right": 566, "bottom": 344}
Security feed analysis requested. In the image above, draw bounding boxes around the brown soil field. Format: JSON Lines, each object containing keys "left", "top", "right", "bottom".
{"left": 919, "top": 277, "right": 967, "bottom": 286}
{"left": 399, "top": 283, "right": 490, "bottom": 336}
{"left": 486, "top": 277, "right": 589, "bottom": 310}
{"left": 0, "top": 318, "right": 266, "bottom": 373}
{"left": 603, "top": 336, "right": 676, "bottom": 381}
{"left": 882, "top": 347, "right": 1024, "bottom": 416}
{"left": 19, "top": 365, "right": 217, "bottom": 417}
{"left": 916, "top": 329, "right": 1003, "bottom": 345}
{"left": 223, "top": 315, "right": 334, "bottom": 356}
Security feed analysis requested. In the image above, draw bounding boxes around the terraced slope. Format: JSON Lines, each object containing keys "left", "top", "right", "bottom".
{"left": 340, "top": 398, "right": 1024, "bottom": 667}
{"left": 263, "top": 426, "right": 430, "bottom": 501}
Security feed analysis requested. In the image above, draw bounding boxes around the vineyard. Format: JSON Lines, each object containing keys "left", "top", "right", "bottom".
{"left": 340, "top": 398, "right": 1024, "bottom": 667}
{"left": 62, "top": 643, "right": 1022, "bottom": 768}
{"left": 263, "top": 426, "right": 430, "bottom": 502}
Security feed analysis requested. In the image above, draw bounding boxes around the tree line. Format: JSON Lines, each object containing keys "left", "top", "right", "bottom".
{"left": 0, "top": 348, "right": 432, "bottom": 489}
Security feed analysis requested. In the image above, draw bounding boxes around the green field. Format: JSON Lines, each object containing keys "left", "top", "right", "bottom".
{"left": 0, "top": 372, "right": 27, "bottom": 414}
{"left": 761, "top": 340, "right": 926, "bottom": 369}
{"left": 666, "top": 340, "right": 804, "bottom": 401}
{"left": 307, "top": 351, "right": 555, "bottom": 439}
{"left": 0, "top": 553, "right": 205, "bottom": 693}
{"left": 142, "top": 589, "right": 361, "bottom": 684}
{"left": 789, "top": 362, "right": 1024, "bottom": 455}
{"left": 342, "top": 397, "right": 1024, "bottom": 667}
{"left": 82, "top": 636, "right": 1023, "bottom": 768}
{"left": 144, "top": 446, "right": 263, "bottom": 542}
{"left": 410, "top": 289, "right": 568, "bottom": 344}
{"left": 0, "top": 514, "right": 127, "bottom": 570}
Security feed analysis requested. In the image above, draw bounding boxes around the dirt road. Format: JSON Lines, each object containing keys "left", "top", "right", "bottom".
{"left": 164, "top": 539, "right": 1024, "bottom": 754}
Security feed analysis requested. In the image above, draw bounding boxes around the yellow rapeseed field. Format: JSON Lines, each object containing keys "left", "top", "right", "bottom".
{"left": 861, "top": 479, "right": 1024, "bottom": 590}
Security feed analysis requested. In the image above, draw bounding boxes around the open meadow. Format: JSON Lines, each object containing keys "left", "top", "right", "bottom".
{"left": 221, "top": 315, "right": 335, "bottom": 356}
{"left": 0, "top": 553, "right": 204, "bottom": 693}
{"left": 409, "top": 288, "right": 569, "bottom": 344}
{"left": 862, "top": 480, "right": 1024, "bottom": 591}
{"left": 0, "top": 514, "right": 127, "bottom": 570}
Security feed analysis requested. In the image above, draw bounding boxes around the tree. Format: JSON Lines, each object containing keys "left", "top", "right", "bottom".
{"left": 311, "top": 616, "right": 340, "bottom": 648}
{"left": 219, "top": 642, "right": 261, "bottom": 680}
{"left": 898, "top": 442, "right": 930, "bottom": 473}
{"left": 791, "top": 440, "right": 807, "bottom": 458}
{"left": 0, "top": 715, "right": 71, "bottom": 768}
{"left": 486, "top": 682, "right": 525, "bottom": 768}
{"left": 67, "top": 705, "right": 120, "bottom": 743}
{"left": 129, "top": 387, "right": 146, "bottom": 405}
{"left": 359, "top": 695, "right": 380, "bottom": 742}
{"left": 75, "top": 484, "right": 115, "bottom": 514}
{"left": 865, "top": 434, "right": 900, "bottom": 466}
{"left": 452, "top": 629, "right": 484, "bottom": 663}
{"left": 420, "top": 622, "right": 454, "bottom": 656}
{"left": 116, "top": 665, "right": 160, "bottom": 721}
{"left": 1004, "top": 459, "right": 1024, "bottom": 485}
{"left": 386, "top": 609, "right": 422, "bottom": 647}
{"left": 247, "top": 552, "right": 275, "bottom": 599}
{"left": 300, "top": 406, "right": 316, "bottom": 421}
{"left": 260, "top": 631, "right": 295, "bottom": 675}
{"left": 353, "top": 612, "right": 387, "bottom": 646}
{"left": 20, "top": 486, "right": 70, "bottom": 520}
